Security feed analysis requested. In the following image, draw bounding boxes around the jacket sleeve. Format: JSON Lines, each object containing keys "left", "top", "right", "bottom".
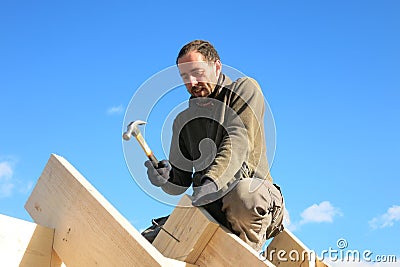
{"left": 161, "top": 114, "right": 193, "bottom": 195}
{"left": 203, "top": 77, "right": 267, "bottom": 189}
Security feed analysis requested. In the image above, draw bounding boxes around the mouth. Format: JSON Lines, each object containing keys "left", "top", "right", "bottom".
{"left": 191, "top": 86, "right": 205, "bottom": 96}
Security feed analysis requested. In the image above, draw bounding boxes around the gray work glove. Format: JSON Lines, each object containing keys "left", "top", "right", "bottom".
{"left": 192, "top": 177, "right": 218, "bottom": 206}
{"left": 144, "top": 160, "right": 171, "bottom": 187}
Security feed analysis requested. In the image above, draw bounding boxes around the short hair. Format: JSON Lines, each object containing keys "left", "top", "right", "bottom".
{"left": 176, "top": 40, "right": 220, "bottom": 65}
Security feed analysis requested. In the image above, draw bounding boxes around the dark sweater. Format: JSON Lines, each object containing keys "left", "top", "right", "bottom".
{"left": 162, "top": 74, "right": 272, "bottom": 196}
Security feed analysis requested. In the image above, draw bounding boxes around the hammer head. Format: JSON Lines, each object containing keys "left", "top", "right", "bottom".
{"left": 123, "top": 120, "right": 147, "bottom": 141}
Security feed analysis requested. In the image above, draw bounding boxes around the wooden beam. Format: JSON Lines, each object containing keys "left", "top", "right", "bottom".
{"left": 153, "top": 194, "right": 275, "bottom": 267}
{"left": 153, "top": 195, "right": 219, "bottom": 263}
{"left": 196, "top": 227, "right": 275, "bottom": 267}
{"left": 0, "top": 213, "right": 54, "bottom": 267}
{"left": 316, "top": 259, "right": 330, "bottom": 267}
{"left": 266, "top": 228, "right": 330, "bottom": 267}
{"left": 25, "top": 154, "right": 196, "bottom": 267}
{"left": 51, "top": 249, "right": 67, "bottom": 267}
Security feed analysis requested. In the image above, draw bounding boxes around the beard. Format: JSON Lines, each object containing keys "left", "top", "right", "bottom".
{"left": 190, "top": 83, "right": 215, "bottom": 98}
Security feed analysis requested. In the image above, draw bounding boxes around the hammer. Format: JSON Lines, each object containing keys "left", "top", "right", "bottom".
{"left": 123, "top": 120, "right": 159, "bottom": 167}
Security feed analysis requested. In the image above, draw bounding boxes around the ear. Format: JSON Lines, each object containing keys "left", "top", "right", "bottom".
{"left": 214, "top": 60, "right": 222, "bottom": 77}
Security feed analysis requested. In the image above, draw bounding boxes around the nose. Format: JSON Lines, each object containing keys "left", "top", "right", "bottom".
{"left": 189, "top": 75, "right": 198, "bottom": 87}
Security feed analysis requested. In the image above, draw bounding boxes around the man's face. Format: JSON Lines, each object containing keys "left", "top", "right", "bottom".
{"left": 177, "top": 51, "right": 222, "bottom": 98}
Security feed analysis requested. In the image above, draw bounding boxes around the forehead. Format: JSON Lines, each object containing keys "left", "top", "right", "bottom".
{"left": 178, "top": 51, "right": 210, "bottom": 73}
{"left": 178, "top": 51, "right": 205, "bottom": 64}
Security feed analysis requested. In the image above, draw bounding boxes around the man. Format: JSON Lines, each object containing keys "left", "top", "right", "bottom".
{"left": 144, "top": 40, "right": 284, "bottom": 251}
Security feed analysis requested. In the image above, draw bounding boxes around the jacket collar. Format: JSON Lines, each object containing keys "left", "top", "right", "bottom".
{"left": 189, "top": 74, "right": 232, "bottom": 108}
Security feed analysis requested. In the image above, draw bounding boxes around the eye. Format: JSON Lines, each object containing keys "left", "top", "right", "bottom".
{"left": 192, "top": 70, "right": 205, "bottom": 77}
{"left": 180, "top": 74, "right": 189, "bottom": 81}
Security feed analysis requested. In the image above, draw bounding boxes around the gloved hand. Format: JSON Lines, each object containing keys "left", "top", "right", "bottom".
{"left": 144, "top": 160, "right": 171, "bottom": 187}
{"left": 192, "top": 177, "right": 218, "bottom": 206}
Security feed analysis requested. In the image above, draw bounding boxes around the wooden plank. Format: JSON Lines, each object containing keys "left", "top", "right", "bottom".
{"left": 0, "top": 213, "right": 54, "bottom": 267}
{"left": 51, "top": 249, "right": 66, "bottom": 267}
{"left": 153, "top": 195, "right": 219, "bottom": 263}
{"left": 196, "top": 227, "right": 275, "bottom": 267}
{"left": 267, "top": 229, "right": 312, "bottom": 267}
{"left": 266, "top": 228, "right": 330, "bottom": 267}
{"left": 316, "top": 259, "right": 330, "bottom": 267}
{"left": 153, "top": 194, "right": 274, "bottom": 267}
{"left": 25, "top": 154, "right": 196, "bottom": 267}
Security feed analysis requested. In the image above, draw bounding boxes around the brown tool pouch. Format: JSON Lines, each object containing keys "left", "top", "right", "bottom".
{"left": 265, "top": 183, "right": 285, "bottom": 239}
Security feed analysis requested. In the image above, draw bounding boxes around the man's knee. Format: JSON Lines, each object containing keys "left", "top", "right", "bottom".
{"left": 221, "top": 178, "right": 284, "bottom": 242}
{"left": 222, "top": 178, "right": 276, "bottom": 215}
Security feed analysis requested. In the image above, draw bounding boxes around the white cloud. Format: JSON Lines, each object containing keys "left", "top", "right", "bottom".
{"left": 369, "top": 205, "right": 400, "bottom": 229}
{"left": 0, "top": 159, "right": 33, "bottom": 198}
{"left": 18, "top": 180, "right": 34, "bottom": 194}
{"left": 0, "top": 161, "right": 15, "bottom": 198}
{"left": 283, "top": 208, "right": 298, "bottom": 232}
{"left": 0, "top": 161, "right": 13, "bottom": 177}
{"left": 283, "top": 208, "right": 291, "bottom": 227}
{"left": 284, "top": 201, "right": 342, "bottom": 232}
{"left": 300, "top": 201, "right": 342, "bottom": 225}
{"left": 107, "top": 105, "right": 124, "bottom": 115}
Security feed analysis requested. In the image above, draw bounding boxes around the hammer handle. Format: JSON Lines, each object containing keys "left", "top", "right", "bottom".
{"left": 135, "top": 133, "right": 160, "bottom": 167}
{"left": 148, "top": 153, "right": 159, "bottom": 168}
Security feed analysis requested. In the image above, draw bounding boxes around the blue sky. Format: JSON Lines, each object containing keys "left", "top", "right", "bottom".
{"left": 1, "top": 1, "right": 399, "bottom": 265}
